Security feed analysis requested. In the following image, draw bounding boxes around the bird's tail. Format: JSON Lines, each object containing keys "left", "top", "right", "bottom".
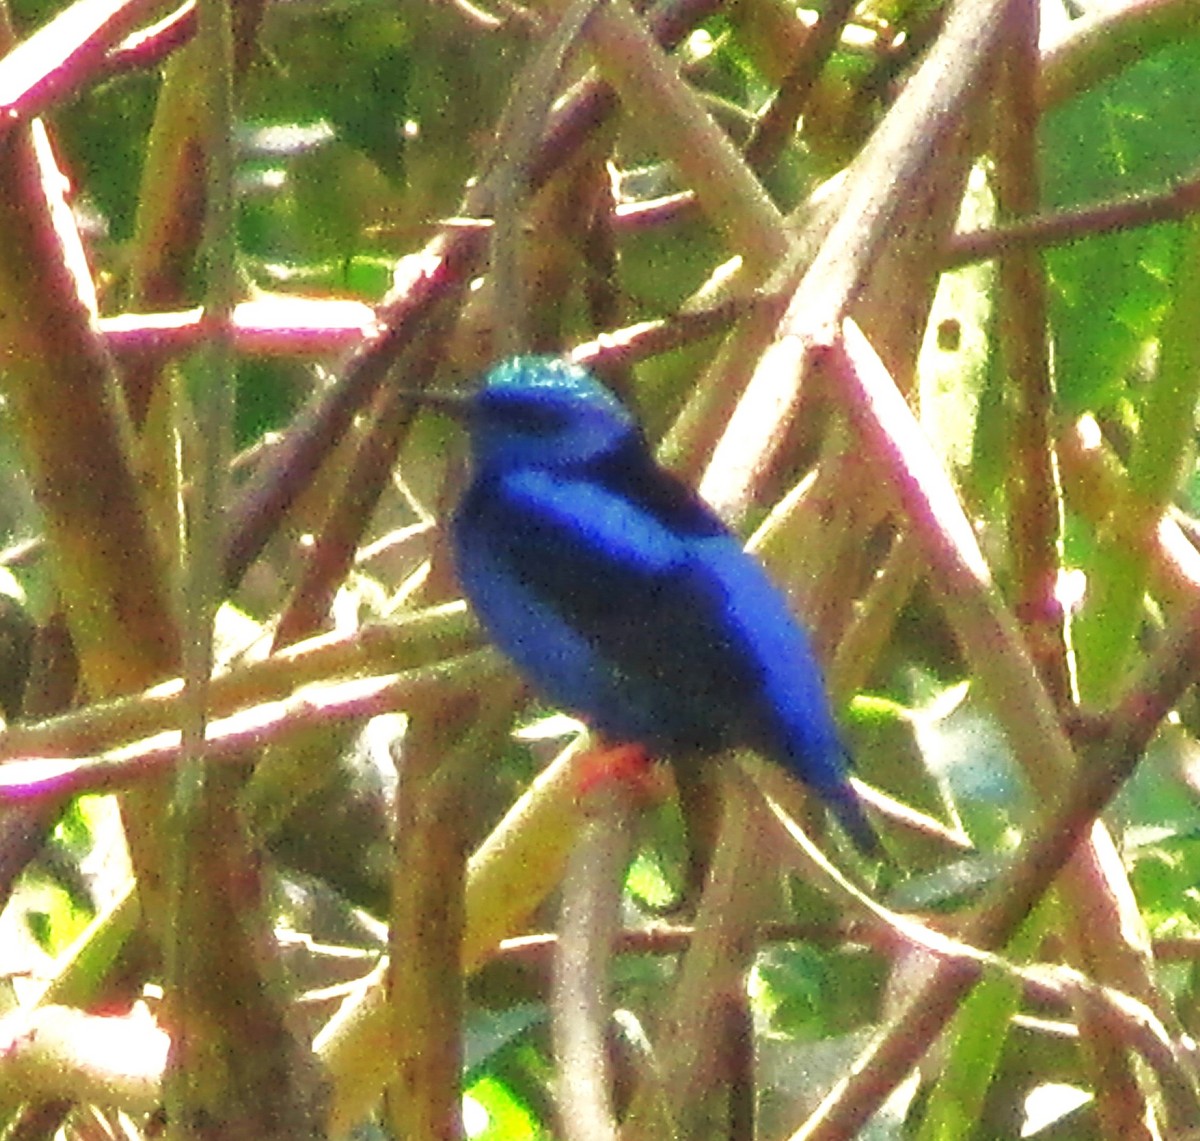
{"left": 772, "top": 731, "right": 882, "bottom": 858}
{"left": 825, "top": 781, "right": 882, "bottom": 858}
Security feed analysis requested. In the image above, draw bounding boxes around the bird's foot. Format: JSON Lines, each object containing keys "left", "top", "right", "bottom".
{"left": 575, "top": 742, "right": 671, "bottom": 805}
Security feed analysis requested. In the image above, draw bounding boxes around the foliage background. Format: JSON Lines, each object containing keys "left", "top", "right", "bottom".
{"left": 1, "top": 0, "right": 1200, "bottom": 1139}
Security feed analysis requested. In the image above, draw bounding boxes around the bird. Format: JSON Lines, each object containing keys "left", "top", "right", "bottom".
{"left": 432, "top": 354, "right": 878, "bottom": 855}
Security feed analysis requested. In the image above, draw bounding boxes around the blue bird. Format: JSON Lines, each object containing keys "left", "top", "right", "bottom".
{"left": 441, "top": 355, "right": 877, "bottom": 854}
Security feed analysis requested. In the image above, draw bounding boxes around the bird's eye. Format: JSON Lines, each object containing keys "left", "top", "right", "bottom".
{"left": 499, "top": 403, "right": 570, "bottom": 434}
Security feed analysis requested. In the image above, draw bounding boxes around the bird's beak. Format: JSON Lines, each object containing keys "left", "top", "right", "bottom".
{"left": 394, "top": 388, "right": 473, "bottom": 421}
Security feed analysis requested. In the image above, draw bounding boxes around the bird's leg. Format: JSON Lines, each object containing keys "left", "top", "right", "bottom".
{"left": 574, "top": 740, "right": 673, "bottom": 806}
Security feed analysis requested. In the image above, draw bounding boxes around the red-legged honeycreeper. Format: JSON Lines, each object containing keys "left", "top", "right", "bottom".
{"left": 435, "top": 355, "right": 878, "bottom": 855}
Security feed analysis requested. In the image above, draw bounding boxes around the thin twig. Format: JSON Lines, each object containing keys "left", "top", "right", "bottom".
{"left": 701, "top": 0, "right": 1010, "bottom": 518}
{"left": 946, "top": 172, "right": 1200, "bottom": 267}
{"left": 993, "top": 0, "right": 1071, "bottom": 705}
{"left": 743, "top": 0, "right": 858, "bottom": 173}
{"left": 223, "top": 0, "right": 726, "bottom": 589}
{"left": 0, "top": 0, "right": 167, "bottom": 123}
{"left": 0, "top": 603, "right": 480, "bottom": 764}
{"left": 552, "top": 784, "right": 637, "bottom": 1141}
{"left": 0, "top": 653, "right": 500, "bottom": 801}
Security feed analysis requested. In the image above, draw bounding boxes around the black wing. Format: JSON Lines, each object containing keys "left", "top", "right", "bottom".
{"left": 454, "top": 441, "right": 763, "bottom": 752}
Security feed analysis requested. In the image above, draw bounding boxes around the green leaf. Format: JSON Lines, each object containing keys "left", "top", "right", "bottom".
{"left": 1042, "top": 39, "right": 1200, "bottom": 415}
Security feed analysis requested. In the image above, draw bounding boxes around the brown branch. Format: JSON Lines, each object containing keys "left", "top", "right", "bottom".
{"left": 946, "top": 172, "right": 1200, "bottom": 267}
{"left": 271, "top": 322, "right": 449, "bottom": 649}
{"left": 223, "top": 0, "right": 727, "bottom": 590}
{"left": 0, "top": 653, "right": 500, "bottom": 801}
{"left": 701, "top": 0, "right": 1009, "bottom": 518}
{"left": 742, "top": 0, "right": 858, "bottom": 173}
{"left": 0, "top": 603, "right": 479, "bottom": 764}
{"left": 994, "top": 0, "right": 1071, "bottom": 705}
{"left": 99, "top": 298, "right": 379, "bottom": 363}
{"left": 0, "top": 0, "right": 168, "bottom": 123}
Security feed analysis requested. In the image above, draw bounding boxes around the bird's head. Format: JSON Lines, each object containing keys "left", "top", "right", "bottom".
{"left": 466, "top": 356, "right": 638, "bottom": 471}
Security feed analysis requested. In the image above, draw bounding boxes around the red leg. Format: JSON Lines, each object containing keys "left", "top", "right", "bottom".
{"left": 575, "top": 741, "right": 672, "bottom": 804}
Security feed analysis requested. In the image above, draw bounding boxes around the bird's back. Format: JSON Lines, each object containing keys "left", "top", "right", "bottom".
{"left": 451, "top": 357, "right": 877, "bottom": 852}
{"left": 457, "top": 440, "right": 822, "bottom": 754}
{"left": 453, "top": 445, "right": 756, "bottom": 754}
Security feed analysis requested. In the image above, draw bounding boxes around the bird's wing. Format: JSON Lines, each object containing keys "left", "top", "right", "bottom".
{"left": 481, "top": 466, "right": 722, "bottom": 638}
{"left": 456, "top": 463, "right": 756, "bottom": 748}
{"left": 457, "top": 457, "right": 880, "bottom": 852}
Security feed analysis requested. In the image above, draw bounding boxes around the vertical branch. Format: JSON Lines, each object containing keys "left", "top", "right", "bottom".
{"left": 622, "top": 770, "right": 766, "bottom": 1140}
{"left": 588, "top": 0, "right": 789, "bottom": 277}
{"left": 162, "top": 2, "right": 327, "bottom": 1137}
{"left": 552, "top": 782, "right": 637, "bottom": 1141}
{"left": 389, "top": 710, "right": 470, "bottom": 1141}
{"left": 1074, "top": 214, "right": 1200, "bottom": 701}
{"left": 0, "top": 129, "right": 179, "bottom": 694}
{"left": 0, "top": 25, "right": 185, "bottom": 960}
{"left": 488, "top": 0, "right": 604, "bottom": 358}
{"left": 172, "top": 0, "right": 237, "bottom": 862}
{"left": 743, "top": 0, "right": 858, "bottom": 173}
{"left": 162, "top": 0, "right": 233, "bottom": 1129}
{"left": 320, "top": 729, "right": 582, "bottom": 1137}
{"left": 387, "top": 690, "right": 521, "bottom": 1141}
{"left": 993, "top": 0, "right": 1071, "bottom": 709}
